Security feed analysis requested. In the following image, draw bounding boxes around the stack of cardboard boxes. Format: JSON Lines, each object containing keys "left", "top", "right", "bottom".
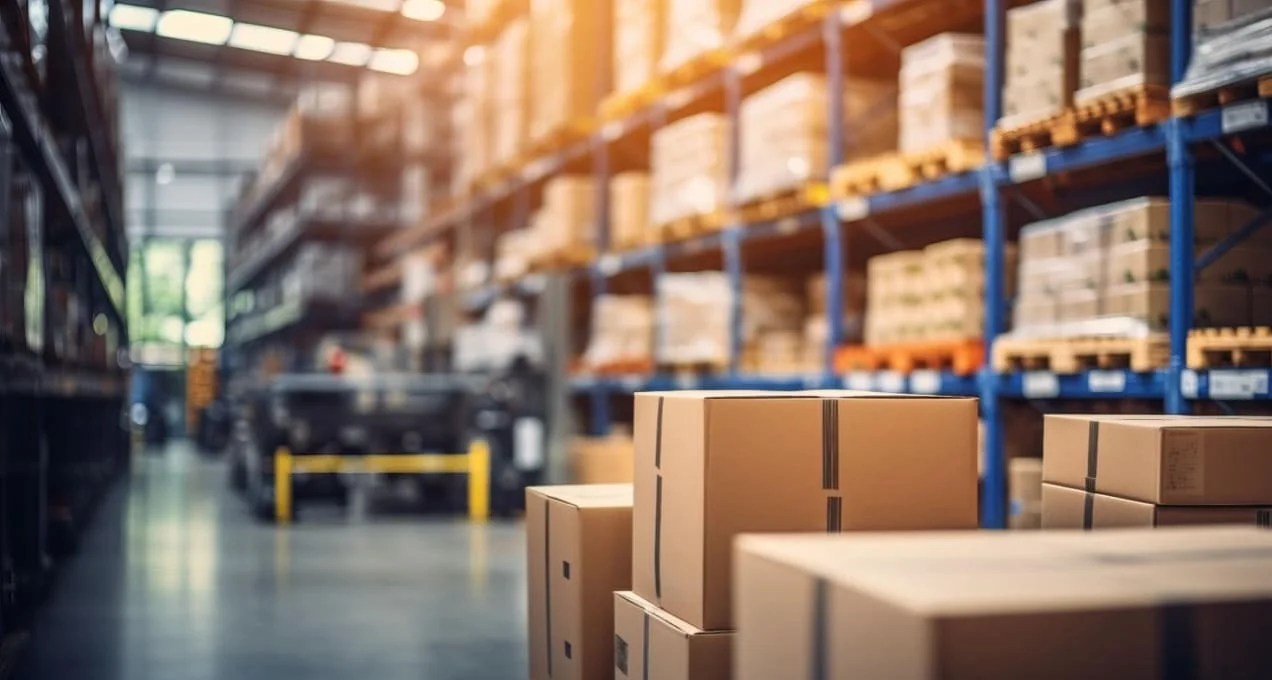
{"left": 582, "top": 294, "right": 654, "bottom": 371}
{"left": 490, "top": 18, "right": 529, "bottom": 169}
{"left": 609, "top": 172, "right": 652, "bottom": 251}
{"left": 1075, "top": 0, "right": 1170, "bottom": 105}
{"left": 529, "top": 176, "right": 596, "bottom": 262}
{"left": 656, "top": 273, "right": 808, "bottom": 369}
{"left": 650, "top": 113, "right": 730, "bottom": 229}
{"left": 661, "top": 0, "right": 740, "bottom": 75}
{"left": 898, "top": 33, "right": 985, "bottom": 155}
{"left": 458, "top": 50, "right": 492, "bottom": 190}
{"left": 733, "top": 0, "right": 823, "bottom": 43}
{"left": 1012, "top": 197, "right": 1272, "bottom": 338}
{"left": 1041, "top": 415, "right": 1272, "bottom": 528}
{"left": 803, "top": 271, "right": 867, "bottom": 369}
{"left": 1193, "top": 0, "right": 1272, "bottom": 30}
{"left": 1002, "top": 0, "right": 1081, "bottom": 127}
{"left": 529, "top": 0, "right": 610, "bottom": 143}
{"left": 613, "top": 0, "right": 665, "bottom": 96}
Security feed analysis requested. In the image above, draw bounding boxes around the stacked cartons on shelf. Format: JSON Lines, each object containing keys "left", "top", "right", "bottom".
{"left": 1001, "top": 0, "right": 1081, "bottom": 127}
{"left": 614, "top": 0, "right": 665, "bottom": 95}
{"left": 898, "top": 34, "right": 985, "bottom": 155}
{"left": 529, "top": 0, "right": 610, "bottom": 143}
{"left": 657, "top": 272, "right": 808, "bottom": 369}
{"left": 734, "top": 0, "right": 825, "bottom": 43}
{"left": 740, "top": 276, "right": 809, "bottom": 373}
{"left": 1193, "top": 0, "right": 1272, "bottom": 30}
{"left": 1009, "top": 457, "right": 1044, "bottom": 529}
{"left": 803, "top": 271, "right": 867, "bottom": 367}
{"left": 1075, "top": 0, "right": 1170, "bottom": 104}
{"left": 458, "top": 50, "right": 493, "bottom": 189}
{"left": 661, "top": 0, "right": 741, "bottom": 76}
{"left": 491, "top": 17, "right": 530, "bottom": 168}
{"left": 1041, "top": 415, "right": 1272, "bottom": 528}
{"left": 531, "top": 175, "right": 596, "bottom": 262}
{"left": 650, "top": 113, "right": 730, "bottom": 230}
{"left": 583, "top": 295, "right": 654, "bottom": 371}
{"left": 610, "top": 172, "right": 652, "bottom": 250}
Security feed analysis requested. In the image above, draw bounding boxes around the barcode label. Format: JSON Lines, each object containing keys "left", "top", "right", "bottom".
{"left": 837, "top": 197, "right": 870, "bottom": 221}
{"left": 1022, "top": 371, "right": 1060, "bottom": 398}
{"left": 1180, "top": 370, "right": 1200, "bottom": 399}
{"left": 1221, "top": 100, "right": 1269, "bottom": 134}
{"left": 843, "top": 372, "right": 875, "bottom": 391}
{"left": 1009, "top": 152, "right": 1047, "bottom": 183}
{"left": 1087, "top": 371, "right": 1126, "bottom": 393}
{"left": 910, "top": 370, "right": 941, "bottom": 394}
{"left": 877, "top": 371, "right": 905, "bottom": 394}
{"left": 1209, "top": 370, "right": 1269, "bottom": 400}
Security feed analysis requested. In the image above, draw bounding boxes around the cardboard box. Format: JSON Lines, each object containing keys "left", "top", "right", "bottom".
{"left": 734, "top": 527, "right": 1272, "bottom": 680}
{"left": 491, "top": 18, "right": 530, "bottom": 167}
{"left": 633, "top": 390, "right": 978, "bottom": 630}
{"left": 1194, "top": 0, "right": 1272, "bottom": 32}
{"left": 661, "top": 0, "right": 740, "bottom": 74}
{"left": 1009, "top": 457, "right": 1044, "bottom": 529}
{"left": 530, "top": 0, "right": 610, "bottom": 142}
{"left": 610, "top": 173, "right": 651, "bottom": 250}
{"left": 568, "top": 436, "right": 636, "bottom": 484}
{"left": 1076, "top": 31, "right": 1170, "bottom": 104}
{"left": 614, "top": 0, "right": 665, "bottom": 95}
{"left": 1081, "top": 0, "right": 1170, "bottom": 49}
{"left": 613, "top": 591, "right": 732, "bottom": 680}
{"left": 1042, "top": 482, "right": 1272, "bottom": 528}
{"left": 1043, "top": 415, "right": 1272, "bottom": 505}
{"left": 526, "top": 485, "right": 634, "bottom": 680}
{"left": 898, "top": 33, "right": 985, "bottom": 154}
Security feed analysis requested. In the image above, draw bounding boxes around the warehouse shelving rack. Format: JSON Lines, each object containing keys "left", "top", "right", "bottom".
{"left": 384, "top": 0, "right": 1272, "bottom": 528}
{"left": 0, "top": 0, "right": 130, "bottom": 642}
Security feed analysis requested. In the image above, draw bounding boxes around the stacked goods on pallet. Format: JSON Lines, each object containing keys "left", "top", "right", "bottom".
{"left": 1075, "top": 0, "right": 1169, "bottom": 104}
{"left": 1041, "top": 415, "right": 1272, "bottom": 528}
{"left": 734, "top": 73, "right": 896, "bottom": 206}
{"left": 614, "top": 0, "right": 665, "bottom": 95}
{"left": 610, "top": 172, "right": 652, "bottom": 250}
{"left": 1174, "top": 0, "right": 1272, "bottom": 110}
{"left": 1009, "top": 457, "right": 1044, "bottom": 529}
{"left": 1011, "top": 197, "right": 1272, "bottom": 340}
{"left": 493, "top": 229, "right": 536, "bottom": 282}
{"left": 734, "top": 0, "right": 823, "bottom": 43}
{"left": 569, "top": 433, "right": 635, "bottom": 484}
{"left": 458, "top": 49, "right": 492, "bottom": 189}
{"left": 465, "top": 0, "right": 500, "bottom": 28}
{"left": 650, "top": 113, "right": 729, "bottom": 231}
{"left": 741, "top": 277, "right": 808, "bottom": 373}
{"left": 583, "top": 295, "right": 654, "bottom": 371}
{"left": 529, "top": 0, "right": 610, "bottom": 142}
{"left": 454, "top": 299, "right": 544, "bottom": 371}
{"left": 657, "top": 272, "right": 804, "bottom": 369}
{"left": 661, "top": 0, "right": 741, "bottom": 75}
{"left": 803, "top": 271, "right": 867, "bottom": 368}
{"left": 629, "top": 391, "right": 977, "bottom": 671}
{"left": 735, "top": 527, "right": 1272, "bottom": 679}
{"left": 491, "top": 18, "right": 529, "bottom": 168}
{"left": 527, "top": 485, "right": 633, "bottom": 680}
{"left": 898, "top": 34, "right": 985, "bottom": 155}
{"left": 1001, "top": 0, "right": 1081, "bottom": 127}
{"left": 530, "top": 176, "right": 596, "bottom": 263}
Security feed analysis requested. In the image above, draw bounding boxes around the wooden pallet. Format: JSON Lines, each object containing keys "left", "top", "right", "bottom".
{"left": 833, "top": 345, "right": 888, "bottom": 373}
{"left": 732, "top": 1, "right": 832, "bottom": 52}
{"left": 881, "top": 140, "right": 985, "bottom": 190}
{"left": 661, "top": 48, "right": 732, "bottom": 90}
{"left": 600, "top": 81, "right": 664, "bottom": 122}
{"left": 591, "top": 358, "right": 657, "bottom": 376}
{"left": 993, "top": 335, "right": 1170, "bottom": 374}
{"left": 1173, "top": 74, "right": 1272, "bottom": 118}
{"left": 733, "top": 183, "right": 828, "bottom": 225}
{"left": 525, "top": 118, "right": 596, "bottom": 159}
{"left": 834, "top": 340, "right": 983, "bottom": 376}
{"left": 990, "top": 111, "right": 1079, "bottom": 160}
{"left": 530, "top": 244, "right": 594, "bottom": 272}
{"left": 657, "top": 211, "right": 725, "bottom": 242}
{"left": 829, "top": 154, "right": 892, "bottom": 198}
{"left": 660, "top": 360, "right": 730, "bottom": 377}
{"left": 1187, "top": 327, "right": 1272, "bottom": 369}
{"left": 1071, "top": 84, "right": 1171, "bottom": 140}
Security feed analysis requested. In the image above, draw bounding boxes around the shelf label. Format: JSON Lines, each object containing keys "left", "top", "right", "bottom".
{"left": 843, "top": 371, "right": 875, "bottom": 391}
{"left": 598, "top": 254, "right": 621, "bottom": 276}
{"left": 619, "top": 375, "right": 643, "bottom": 391}
{"left": 877, "top": 371, "right": 905, "bottom": 394}
{"left": 910, "top": 370, "right": 941, "bottom": 394}
{"left": 1180, "top": 369, "right": 1200, "bottom": 399}
{"left": 1221, "top": 100, "right": 1269, "bottom": 134}
{"left": 673, "top": 373, "right": 697, "bottom": 390}
{"left": 1009, "top": 152, "right": 1047, "bottom": 183}
{"left": 1087, "top": 370, "right": 1126, "bottom": 393}
{"left": 1022, "top": 371, "right": 1060, "bottom": 398}
{"left": 1209, "top": 370, "right": 1269, "bottom": 400}
{"left": 837, "top": 197, "right": 870, "bottom": 222}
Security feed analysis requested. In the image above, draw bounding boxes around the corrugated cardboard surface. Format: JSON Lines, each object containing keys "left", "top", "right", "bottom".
{"left": 613, "top": 591, "right": 732, "bottom": 680}
{"left": 734, "top": 527, "right": 1272, "bottom": 680}
{"left": 1043, "top": 415, "right": 1272, "bottom": 505}
{"left": 526, "top": 485, "right": 633, "bottom": 680}
{"left": 633, "top": 390, "right": 978, "bottom": 630}
{"left": 1041, "top": 483, "right": 1272, "bottom": 529}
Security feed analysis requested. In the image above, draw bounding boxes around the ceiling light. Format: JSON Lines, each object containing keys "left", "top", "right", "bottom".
{"left": 155, "top": 9, "right": 233, "bottom": 46}
{"left": 109, "top": 3, "right": 159, "bottom": 32}
{"left": 294, "top": 34, "right": 335, "bottom": 61}
{"left": 402, "top": 0, "right": 445, "bottom": 21}
{"left": 369, "top": 48, "right": 419, "bottom": 75}
{"left": 229, "top": 22, "right": 299, "bottom": 56}
{"left": 328, "top": 41, "right": 372, "bottom": 67}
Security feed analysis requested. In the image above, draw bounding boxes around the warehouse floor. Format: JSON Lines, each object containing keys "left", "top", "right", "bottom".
{"left": 17, "top": 442, "right": 528, "bottom": 680}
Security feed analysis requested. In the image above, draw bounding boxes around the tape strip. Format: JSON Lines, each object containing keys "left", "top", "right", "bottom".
{"left": 822, "top": 400, "right": 839, "bottom": 490}
{"left": 1258, "top": 509, "right": 1271, "bottom": 528}
{"left": 653, "top": 396, "right": 664, "bottom": 601}
{"left": 654, "top": 397, "right": 664, "bottom": 468}
{"left": 811, "top": 578, "right": 829, "bottom": 680}
{"left": 1160, "top": 603, "right": 1197, "bottom": 680}
{"left": 641, "top": 610, "right": 651, "bottom": 680}
{"left": 1083, "top": 421, "right": 1100, "bottom": 530}
{"left": 544, "top": 504, "right": 553, "bottom": 677}
{"left": 1083, "top": 491, "right": 1095, "bottom": 531}
{"left": 826, "top": 496, "right": 842, "bottom": 533}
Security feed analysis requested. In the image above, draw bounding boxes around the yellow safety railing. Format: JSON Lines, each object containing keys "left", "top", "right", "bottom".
{"left": 274, "top": 439, "right": 490, "bottom": 524}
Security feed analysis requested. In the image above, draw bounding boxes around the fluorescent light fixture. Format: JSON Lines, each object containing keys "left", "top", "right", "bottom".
{"left": 369, "top": 48, "right": 419, "bottom": 75}
{"left": 156, "top": 9, "right": 233, "bottom": 46}
{"left": 402, "top": 0, "right": 446, "bottom": 21}
{"left": 229, "top": 22, "right": 299, "bottom": 55}
{"left": 294, "top": 34, "right": 336, "bottom": 61}
{"left": 328, "top": 41, "right": 373, "bottom": 66}
{"left": 109, "top": 3, "right": 159, "bottom": 32}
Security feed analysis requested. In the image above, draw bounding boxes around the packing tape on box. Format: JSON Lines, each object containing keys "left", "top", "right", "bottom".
{"left": 544, "top": 505, "right": 554, "bottom": 676}
{"left": 654, "top": 396, "right": 665, "bottom": 601}
{"left": 1261, "top": 509, "right": 1272, "bottom": 528}
{"left": 822, "top": 399, "right": 842, "bottom": 533}
{"left": 1084, "top": 420, "right": 1100, "bottom": 531}
{"left": 1160, "top": 603, "right": 1197, "bottom": 680}
{"left": 642, "top": 610, "right": 652, "bottom": 680}
{"left": 811, "top": 577, "right": 830, "bottom": 680}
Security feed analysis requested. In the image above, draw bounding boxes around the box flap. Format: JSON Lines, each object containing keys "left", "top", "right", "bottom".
{"left": 528, "top": 484, "right": 634, "bottom": 508}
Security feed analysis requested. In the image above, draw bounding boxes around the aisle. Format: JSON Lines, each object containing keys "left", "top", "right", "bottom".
{"left": 17, "top": 442, "right": 528, "bottom": 680}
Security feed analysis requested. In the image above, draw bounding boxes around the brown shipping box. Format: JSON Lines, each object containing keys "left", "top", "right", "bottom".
{"left": 1042, "top": 415, "right": 1272, "bottom": 505}
{"left": 1041, "top": 482, "right": 1272, "bottom": 529}
{"left": 526, "top": 485, "right": 633, "bottom": 680}
{"left": 734, "top": 527, "right": 1272, "bottom": 680}
{"left": 530, "top": 0, "right": 610, "bottom": 142}
{"left": 568, "top": 436, "right": 635, "bottom": 484}
{"left": 633, "top": 390, "right": 978, "bottom": 630}
{"left": 613, "top": 591, "right": 732, "bottom": 680}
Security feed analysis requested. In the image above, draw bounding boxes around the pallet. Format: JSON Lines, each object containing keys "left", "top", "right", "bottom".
{"left": 732, "top": 1, "right": 832, "bottom": 53}
{"left": 733, "top": 183, "right": 828, "bottom": 225}
{"left": 660, "top": 360, "right": 730, "bottom": 377}
{"left": 1187, "top": 327, "right": 1272, "bottom": 369}
{"left": 590, "top": 358, "right": 657, "bottom": 376}
{"left": 1071, "top": 84, "right": 1171, "bottom": 140}
{"left": 990, "top": 111, "right": 1079, "bottom": 160}
{"left": 880, "top": 140, "right": 985, "bottom": 191}
{"left": 530, "top": 244, "right": 594, "bottom": 272}
{"left": 1172, "top": 74, "right": 1272, "bottom": 118}
{"left": 525, "top": 118, "right": 596, "bottom": 160}
{"left": 833, "top": 345, "right": 888, "bottom": 373}
{"left": 834, "top": 340, "right": 983, "bottom": 376}
{"left": 992, "top": 335, "right": 1170, "bottom": 374}
{"left": 600, "top": 81, "right": 664, "bottom": 122}
{"left": 656, "top": 211, "right": 725, "bottom": 242}
{"left": 661, "top": 48, "right": 732, "bottom": 90}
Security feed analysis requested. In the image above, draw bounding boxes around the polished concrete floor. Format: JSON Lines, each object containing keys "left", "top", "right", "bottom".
{"left": 18, "top": 442, "right": 528, "bottom": 680}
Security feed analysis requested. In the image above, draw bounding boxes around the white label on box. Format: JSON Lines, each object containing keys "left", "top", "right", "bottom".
{"left": 877, "top": 371, "right": 906, "bottom": 394}
{"left": 598, "top": 254, "right": 621, "bottom": 277}
{"left": 1087, "top": 370, "right": 1126, "bottom": 393}
{"left": 910, "top": 370, "right": 941, "bottom": 394}
{"left": 1180, "top": 370, "right": 1200, "bottom": 399}
{"left": 1009, "top": 152, "right": 1047, "bottom": 183}
{"left": 1163, "top": 431, "right": 1204, "bottom": 496}
{"left": 844, "top": 371, "right": 875, "bottom": 391}
{"left": 1221, "top": 100, "right": 1269, "bottom": 134}
{"left": 837, "top": 197, "right": 870, "bottom": 222}
{"left": 1209, "top": 370, "right": 1269, "bottom": 400}
{"left": 1022, "top": 371, "right": 1060, "bottom": 398}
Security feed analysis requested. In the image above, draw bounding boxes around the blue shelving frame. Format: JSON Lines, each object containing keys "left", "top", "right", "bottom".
{"left": 441, "top": 0, "right": 1272, "bottom": 526}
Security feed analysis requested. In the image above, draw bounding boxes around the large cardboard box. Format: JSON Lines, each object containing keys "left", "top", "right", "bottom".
{"left": 614, "top": 0, "right": 665, "bottom": 95}
{"left": 529, "top": 0, "right": 610, "bottom": 142}
{"left": 526, "top": 485, "right": 634, "bottom": 680}
{"left": 610, "top": 173, "right": 651, "bottom": 250}
{"left": 490, "top": 18, "right": 530, "bottom": 167}
{"left": 613, "top": 591, "right": 732, "bottom": 680}
{"left": 1041, "top": 482, "right": 1272, "bottom": 528}
{"left": 734, "top": 527, "right": 1272, "bottom": 680}
{"left": 633, "top": 390, "right": 978, "bottom": 630}
{"left": 1043, "top": 415, "right": 1272, "bottom": 505}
